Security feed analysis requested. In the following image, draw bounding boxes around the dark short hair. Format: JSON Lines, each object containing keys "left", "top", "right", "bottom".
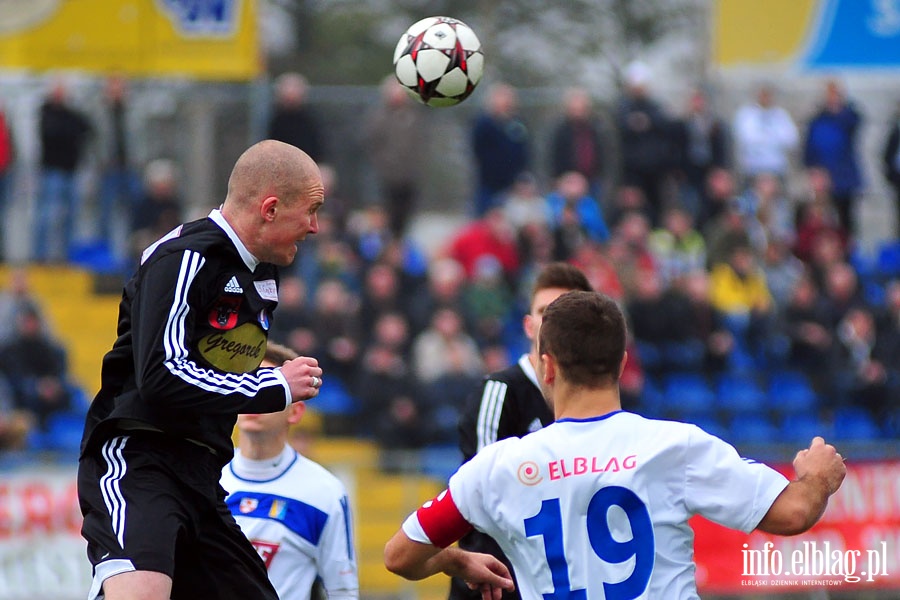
{"left": 531, "top": 262, "right": 592, "bottom": 299}
{"left": 538, "top": 291, "right": 626, "bottom": 387}
{"left": 265, "top": 341, "right": 299, "bottom": 365}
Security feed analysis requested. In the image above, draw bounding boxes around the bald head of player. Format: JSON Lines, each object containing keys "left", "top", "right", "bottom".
{"left": 537, "top": 290, "right": 627, "bottom": 420}
{"left": 221, "top": 139, "right": 325, "bottom": 266}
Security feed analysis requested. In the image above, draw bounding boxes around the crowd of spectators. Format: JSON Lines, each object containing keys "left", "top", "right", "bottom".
{"left": 2, "top": 69, "right": 899, "bottom": 459}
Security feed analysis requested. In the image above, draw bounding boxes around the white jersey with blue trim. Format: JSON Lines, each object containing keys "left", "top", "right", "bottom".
{"left": 221, "top": 445, "right": 359, "bottom": 600}
{"left": 403, "top": 410, "right": 789, "bottom": 599}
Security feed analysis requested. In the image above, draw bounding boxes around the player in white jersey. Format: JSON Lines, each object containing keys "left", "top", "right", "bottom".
{"left": 222, "top": 342, "right": 359, "bottom": 600}
{"left": 385, "top": 291, "right": 846, "bottom": 600}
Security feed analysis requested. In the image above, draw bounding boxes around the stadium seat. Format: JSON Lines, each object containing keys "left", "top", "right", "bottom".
{"left": 727, "top": 343, "right": 757, "bottom": 373}
{"left": 767, "top": 370, "right": 818, "bottom": 414}
{"left": 663, "top": 340, "right": 706, "bottom": 372}
{"left": 313, "top": 377, "right": 359, "bottom": 416}
{"left": 833, "top": 408, "right": 882, "bottom": 441}
{"left": 636, "top": 376, "right": 665, "bottom": 418}
{"left": 43, "top": 411, "right": 86, "bottom": 454}
{"left": 419, "top": 444, "right": 463, "bottom": 481}
{"left": 848, "top": 247, "right": 878, "bottom": 282}
{"left": 634, "top": 340, "right": 664, "bottom": 374}
{"left": 715, "top": 372, "right": 767, "bottom": 415}
{"left": 779, "top": 414, "right": 832, "bottom": 445}
{"left": 877, "top": 240, "right": 900, "bottom": 278}
{"left": 663, "top": 372, "right": 715, "bottom": 417}
{"left": 684, "top": 415, "right": 729, "bottom": 440}
{"left": 727, "top": 414, "right": 778, "bottom": 445}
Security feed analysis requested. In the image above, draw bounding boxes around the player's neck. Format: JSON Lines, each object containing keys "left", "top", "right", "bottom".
{"left": 238, "top": 433, "right": 287, "bottom": 461}
{"left": 553, "top": 383, "right": 621, "bottom": 420}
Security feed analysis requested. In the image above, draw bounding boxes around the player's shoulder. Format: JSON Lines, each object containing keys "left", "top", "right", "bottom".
{"left": 625, "top": 412, "right": 722, "bottom": 451}
{"left": 139, "top": 216, "right": 226, "bottom": 266}
{"left": 482, "top": 361, "right": 529, "bottom": 387}
{"left": 289, "top": 453, "right": 349, "bottom": 496}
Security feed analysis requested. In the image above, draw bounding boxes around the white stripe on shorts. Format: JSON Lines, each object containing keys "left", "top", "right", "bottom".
{"left": 99, "top": 436, "right": 129, "bottom": 549}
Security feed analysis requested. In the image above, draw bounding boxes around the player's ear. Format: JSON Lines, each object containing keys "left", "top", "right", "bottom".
{"left": 619, "top": 352, "right": 628, "bottom": 378}
{"left": 287, "top": 401, "right": 306, "bottom": 425}
{"left": 540, "top": 353, "right": 555, "bottom": 385}
{"left": 523, "top": 314, "right": 535, "bottom": 339}
{"left": 261, "top": 196, "right": 279, "bottom": 221}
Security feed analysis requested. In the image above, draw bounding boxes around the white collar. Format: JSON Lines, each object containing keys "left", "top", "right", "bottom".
{"left": 209, "top": 208, "right": 260, "bottom": 272}
{"left": 231, "top": 444, "right": 296, "bottom": 481}
{"left": 518, "top": 353, "right": 541, "bottom": 390}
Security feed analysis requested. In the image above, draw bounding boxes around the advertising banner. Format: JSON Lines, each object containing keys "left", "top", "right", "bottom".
{"left": 694, "top": 460, "right": 900, "bottom": 594}
{"left": 715, "top": 0, "right": 900, "bottom": 69}
{"left": 0, "top": 0, "right": 260, "bottom": 80}
{"left": 0, "top": 465, "right": 90, "bottom": 599}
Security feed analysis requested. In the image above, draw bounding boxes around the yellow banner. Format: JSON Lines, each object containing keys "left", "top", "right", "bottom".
{"left": 0, "top": 0, "right": 260, "bottom": 81}
{"left": 714, "top": 0, "right": 818, "bottom": 66}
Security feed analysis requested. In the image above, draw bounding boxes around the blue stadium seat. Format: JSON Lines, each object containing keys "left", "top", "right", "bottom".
{"left": 833, "top": 408, "right": 881, "bottom": 441}
{"left": 728, "top": 414, "right": 778, "bottom": 445}
{"left": 684, "top": 415, "right": 729, "bottom": 440}
{"left": 877, "top": 240, "right": 900, "bottom": 278}
{"left": 43, "top": 411, "right": 86, "bottom": 454}
{"left": 715, "top": 372, "right": 767, "bottom": 415}
{"left": 779, "top": 414, "right": 832, "bottom": 445}
{"left": 848, "top": 247, "right": 878, "bottom": 282}
{"left": 313, "top": 377, "right": 359, "bottom": 416}
{"left": 634, "top": 340, "right": 664, "bottom": 373}
{"left": 419, "top": 444, "right": 463, "bottom": 481}
{"left": 767, "top": 370, "right": 818, "bottom": 414}
{"left": 637, "top": 376, "right": 665, "bottom": 418}
{"left": 663, "top": 372, "right": 715, "bottom": 417}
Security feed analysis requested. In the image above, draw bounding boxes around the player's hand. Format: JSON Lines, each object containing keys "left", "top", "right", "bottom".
{"left": 458, "top": 553, "right": 514, "bottom": 600}
{"left": 793, "top": 436, "right": 846, "bottom": 495}
{"left": 278, "top": 356, "right": 323, "bottom": 402}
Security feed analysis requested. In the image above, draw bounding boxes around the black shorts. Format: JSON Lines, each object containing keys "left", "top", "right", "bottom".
{"left": 78, "top": 431, "right": 277, "bottom": 600}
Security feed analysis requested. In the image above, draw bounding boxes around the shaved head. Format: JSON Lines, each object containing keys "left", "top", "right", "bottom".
{"left": 220, "top": 139, "right": 325, "bottom": 265}
{"left": 225, "top": 140, "right": 320, "bottom": 211}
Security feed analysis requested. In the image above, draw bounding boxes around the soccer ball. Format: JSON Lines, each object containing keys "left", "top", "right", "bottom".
{"left": 393, "top": 16, "right": 484, "bottom": 107}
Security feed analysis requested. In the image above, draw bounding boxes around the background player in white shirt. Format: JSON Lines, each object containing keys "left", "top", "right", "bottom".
{"left": 222, "top": 342, "right": 359, "bottom": 600}
{"left": 385, "top": 291, "right": 846, "bottom": 599}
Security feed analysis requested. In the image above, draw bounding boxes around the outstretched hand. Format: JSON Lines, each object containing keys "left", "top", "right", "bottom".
{"left": 278, "top": 356, "right": 323, "bottom": 402}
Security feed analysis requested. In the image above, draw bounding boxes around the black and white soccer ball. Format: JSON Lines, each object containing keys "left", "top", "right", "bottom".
{"left": 393, "top": 16, "right": 484, "bottom": 108}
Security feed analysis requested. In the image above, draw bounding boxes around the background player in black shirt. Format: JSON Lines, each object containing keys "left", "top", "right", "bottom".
{"left": 450, "top": 262, "right": 592, "bottom": 600}
{"left": 78, "top": 140, "right": 325, "bottom": 600}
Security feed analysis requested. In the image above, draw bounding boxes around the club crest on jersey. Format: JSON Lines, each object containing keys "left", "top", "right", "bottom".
{"left": 268, "top": 499, "right": 287, "bottom": 520}
{"left": 258, "top": 309, "right": 269, "bottom": 331}
{"left": 239, "top": 497, "right": 259, "bottom": 513}
{"left": 208, "top": 296, "right": 241, "bottom": 330}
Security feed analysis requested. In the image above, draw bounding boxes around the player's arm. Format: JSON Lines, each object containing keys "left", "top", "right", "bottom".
{"left": 756, "top": 436, "right": 846, "bottom": 535}
{"left": 316, "top": 493, "right": 359, "bottom": 599}
{"left": 132, "top": 250, "right": 292, "bottom": 415}
{"left": 383, "top": 489, "right": 514, "bottom": 598}
{"left": 459, "top": 378, "right": 510, "bottom": 461}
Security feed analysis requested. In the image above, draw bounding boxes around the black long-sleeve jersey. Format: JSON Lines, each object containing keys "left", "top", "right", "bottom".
{"left": 80, "top": 210, "right": 291, "bottom": 466}
{"left": 457, "top": 354, "right": 553, "bottom": 463}
{"left": 450, "top": 354, "right": 554, "bottom": 600}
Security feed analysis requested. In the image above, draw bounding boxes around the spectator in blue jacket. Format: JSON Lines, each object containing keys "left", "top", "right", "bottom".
{"left": 545, "top": 171, "right": 609, "bottom": 261}
{"left": 803, "top": 79, "right": 863, "bottom": 236}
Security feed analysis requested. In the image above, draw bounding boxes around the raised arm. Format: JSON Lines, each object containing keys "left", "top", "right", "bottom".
{"left": 756, "top": 436, "right": 846, "bottom": 535}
